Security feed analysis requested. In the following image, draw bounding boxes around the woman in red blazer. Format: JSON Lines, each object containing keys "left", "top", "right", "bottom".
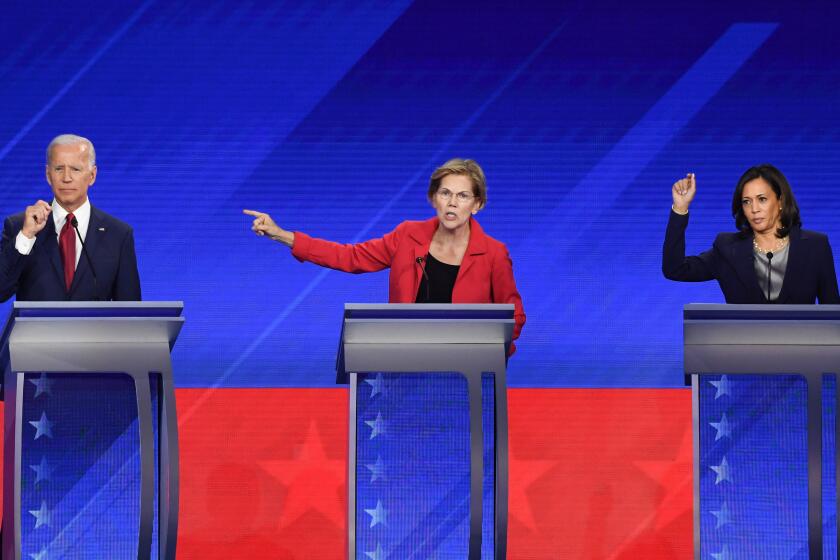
{"left": 244, "top": 158, "right": 525, "bottom": 352}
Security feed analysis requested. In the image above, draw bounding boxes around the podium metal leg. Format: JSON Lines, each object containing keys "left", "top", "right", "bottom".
{"left": 467, "top": 372, "right": 483, "bottom": 560}
{"left": 348, "top": 373, "right": 358, "bottom": 560}
{"left": 494, "top": 369, "right": 509, "bottom": 560}
{"left": 134, "top": 374, "right": 154, "bottom": 560}
{"left": 806, "top": 372, "right": 823, "bottom": 560}
{"left": 691, "top": 375, "right": 700, "bottom": 560}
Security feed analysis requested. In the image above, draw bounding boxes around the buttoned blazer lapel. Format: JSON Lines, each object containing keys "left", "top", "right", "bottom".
{"left": 775, "top": 227, "right": 802, "bottom": 304}
{"left": 38, "top": 218, "right": 65, "bottom": 291}
{"left": 408, "top": 219, "right": 437, "bottom": 293}
{"left": 457, "top": 217, "right": 488, "bottom": 281}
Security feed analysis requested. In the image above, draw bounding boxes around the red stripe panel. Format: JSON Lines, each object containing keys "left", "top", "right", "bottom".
{"left": 172, "top": 388, "right": 693, "bottom": 558}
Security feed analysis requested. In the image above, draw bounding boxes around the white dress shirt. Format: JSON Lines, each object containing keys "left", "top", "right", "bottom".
{"left": 14, "top": 199, "right": 91, "bottom": 269}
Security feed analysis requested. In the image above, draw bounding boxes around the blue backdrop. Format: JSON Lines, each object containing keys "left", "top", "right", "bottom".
{"left": 1, "top": 0, "right": 838, "bottom": 388}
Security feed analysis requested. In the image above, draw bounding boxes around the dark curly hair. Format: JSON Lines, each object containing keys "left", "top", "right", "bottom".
{"left": 731, "top": 164, "right": 801, "bottom": 238}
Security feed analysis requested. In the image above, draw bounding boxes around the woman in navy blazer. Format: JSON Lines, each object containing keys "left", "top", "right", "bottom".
{"left": 663, "top": 164, "right": 839, "bottom": 304}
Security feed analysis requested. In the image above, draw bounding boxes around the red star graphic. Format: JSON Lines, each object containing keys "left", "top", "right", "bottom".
{"left": 260, "top": 421, "right": 346, "bottom": 529}
{"left": 632, "top": 425, "right": 693, "bottom": 531}
{"left": 508, "top": 447, "right": 558, "bottom": 532}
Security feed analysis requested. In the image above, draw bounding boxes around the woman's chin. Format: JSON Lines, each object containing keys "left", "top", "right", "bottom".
{"left": 751, "top": 224, "right": 777, "bottom": 236}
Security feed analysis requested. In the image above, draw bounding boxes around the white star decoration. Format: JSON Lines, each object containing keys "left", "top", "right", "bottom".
{"left": 365, "top": 500, "right": 388, "bottom": 528}
{"left": 365, "top": 542, "right": 385, "bottom": 560}
{"left": 711, "top": 456, "right": 732, "bottom": 484}
{"left": 365, "top": 373, "right": 385, "bottom": 398}
{"left": 711, "top": 544, "right": 732, "bottom": 560}
{"left": 29, "top": 547, "right": 49, "bottom": 560}
{"left": 29, "top": 500, "right": 51, "bottom": 529}
{"left": 709, "top": 413, "right": 732, "bottom": 441}
{"left": 711, "top": 501, "right": 733, "bottom": 528}
{"left": 29, "top": 412, "right": 54, "bottom": 440}
{"left": 30, "top": 456, "right": 54, "bottom": 485}
{"left": 709, "top": 375, "right": 732, "bottom": 399}
{"left": 366, "top": 455, "right": 385, "bottom": 483}
{"left": 365, "top": 412, "right": 386, "bottom": 439}
{"left": 29, "top": 373, "right": 54, "bottom": 398}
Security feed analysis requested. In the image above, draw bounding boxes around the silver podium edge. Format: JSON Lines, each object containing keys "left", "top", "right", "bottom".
{"left": 0, "top": 301, "right": 184, "bottom": 560}
{"left": 684, "top": 303, "right": 840, "bottom": 560}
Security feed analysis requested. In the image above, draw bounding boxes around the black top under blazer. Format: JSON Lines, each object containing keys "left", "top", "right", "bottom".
{"left": 663, "top": 210, "right": 840, "bottom": 304}
{"left": 0, "top": 205, "right": 141, "bottom": 302}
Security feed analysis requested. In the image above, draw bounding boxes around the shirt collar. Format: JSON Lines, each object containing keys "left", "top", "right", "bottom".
{"left": 52, "top": 198, "right": 91, "bottom": 232}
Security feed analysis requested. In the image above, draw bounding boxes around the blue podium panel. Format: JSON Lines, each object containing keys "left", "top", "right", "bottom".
{"left": 698, "top": 374, "right": 837, "bottom": 559}
{"left": 0, "top": 302, "right": 183, "bottom": 560}
{"left": 19, "top": 371, "right": 145, "bottom": 558}
{"left": 355, "top": 372, "right": 498, "bottom": 559}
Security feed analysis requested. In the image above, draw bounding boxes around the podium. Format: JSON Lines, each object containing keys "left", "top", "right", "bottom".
{"left": 0, "top": 301, "right": 184, "bottom": 560}
{"left": 684, "top": 304, "right": 840, "bottom": 559}
{"left": 337, "top": 304, "right": 514, "bottom": 560}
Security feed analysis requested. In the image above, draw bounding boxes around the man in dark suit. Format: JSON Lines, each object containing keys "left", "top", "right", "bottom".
{"left": 0, "top": 134, "right": 140, "bottom": 302}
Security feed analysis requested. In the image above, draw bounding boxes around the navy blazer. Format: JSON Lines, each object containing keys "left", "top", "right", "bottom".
{"left": 663, "top": 210, "right": 840, "bottom": 304}
{"left": 0, "top": 205, "right": 141, "bottom": 302}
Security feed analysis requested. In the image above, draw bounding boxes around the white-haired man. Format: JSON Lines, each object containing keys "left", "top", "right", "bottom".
{"left": 0, "top": 134, "right": 140, "bottom": 301}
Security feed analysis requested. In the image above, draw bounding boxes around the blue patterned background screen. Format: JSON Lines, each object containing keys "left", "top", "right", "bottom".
{"left": 2, "top": 1, "right": 840, "bottom": 389}
{"left": 698, "top": 374, "right": 837, "bottom": 557}
{"left": 19, "top": 371, "right": 143, "bottom": 559}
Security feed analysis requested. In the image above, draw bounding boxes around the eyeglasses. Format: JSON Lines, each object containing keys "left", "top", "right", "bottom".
{"left": 436, "top": 189, "right": 476, "bottom": 203}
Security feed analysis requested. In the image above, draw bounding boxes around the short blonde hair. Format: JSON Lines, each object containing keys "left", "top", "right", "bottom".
{"left": 427, "top": 158, "right": 487, "bottom": 209}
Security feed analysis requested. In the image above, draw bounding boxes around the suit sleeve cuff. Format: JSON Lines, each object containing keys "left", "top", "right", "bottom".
{"left": 15, "top": 231, "right": 35, "bottom": 255}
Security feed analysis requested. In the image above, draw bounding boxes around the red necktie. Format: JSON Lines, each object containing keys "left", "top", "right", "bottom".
{"left": 59, "top": 213, "right": 76, "bottom": 291}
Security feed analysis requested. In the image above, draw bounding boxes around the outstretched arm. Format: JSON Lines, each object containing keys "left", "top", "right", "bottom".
{"left": 243, "top": 208, "right": 399, "bottom": 273}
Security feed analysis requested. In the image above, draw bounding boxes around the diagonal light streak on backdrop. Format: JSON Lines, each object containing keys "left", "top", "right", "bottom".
{"left": 0, "top": 0, "right": 156, "bottom": 163}
{"left": 520, "top": 22, "right": 778, "bottom": 264}
{"left": 177, "top": 13, "right": 574, "bottom": 425}
{"left": 517, "top": 23, "right": 778, "bottom": 326}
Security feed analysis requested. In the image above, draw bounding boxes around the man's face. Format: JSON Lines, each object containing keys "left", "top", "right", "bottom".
{"left": 45, "top": 143, "right": 96, "bottom": 212}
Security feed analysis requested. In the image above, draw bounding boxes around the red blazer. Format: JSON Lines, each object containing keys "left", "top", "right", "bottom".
{"left": 291, "top": 217, "right": 525, "bottom": 352}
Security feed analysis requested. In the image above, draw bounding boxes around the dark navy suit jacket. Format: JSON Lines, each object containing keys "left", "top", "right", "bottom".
{"left": 0, "top": 205, "right": 141, "bottom": 302}
{"left": 663, "top": 210, "right": 840, "bottom": 304}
